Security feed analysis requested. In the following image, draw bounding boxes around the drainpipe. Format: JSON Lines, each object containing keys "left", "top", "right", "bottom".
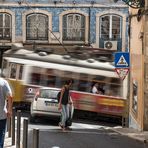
{"left": 88, "top": 7, "right": 91, "bottom": 46}
{"left": 127, "top": 14, "right": 132, "bottom": 128}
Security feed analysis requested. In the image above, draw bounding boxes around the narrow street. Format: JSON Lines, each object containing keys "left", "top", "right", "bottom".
{"left": 5, "top": 112, "right": 148, "bottom": 148}
{"left": 27, "top": 125, "right": 145, "bottom": 148}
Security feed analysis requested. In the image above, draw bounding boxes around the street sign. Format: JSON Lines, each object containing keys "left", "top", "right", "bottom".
{"left": 114, "top": 52, "right": 130, "bottom": 80}
{"left": 115, "top": 68, "right": 129, "bottom": 80}
{"left": 114, "top": 52, "right": 130, "bottom": 68}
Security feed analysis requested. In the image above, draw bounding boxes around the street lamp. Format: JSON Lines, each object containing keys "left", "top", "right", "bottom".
{"left": 124, "top": 0, "right": 145, "bottom": 8}
{"left": 114, "top": 0, "right": 145, "bottom": 9}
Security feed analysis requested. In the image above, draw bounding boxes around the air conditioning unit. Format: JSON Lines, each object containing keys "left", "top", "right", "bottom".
{"left": 104, "top": 41, "right": 118, "bottom": 50}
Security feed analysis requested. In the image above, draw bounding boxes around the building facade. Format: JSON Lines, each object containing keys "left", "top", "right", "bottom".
{"left": 0, "top": 0, "right": 128, "bottom": 50}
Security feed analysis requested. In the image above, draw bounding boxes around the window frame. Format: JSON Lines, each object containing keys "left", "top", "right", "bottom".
{"left": 100, "top": 14, "right": 122, "bottom": 40}
{"left": 0, "top": 13, "right": 12, "bottom": 40}
{"left": 26, "top": 13, "right": 48, "bottom": 41}
{"left": 59, "top": 10, "right": 89, "bottom": 45}
{"left": 62, "top": 13, "right": 85, "bottom": 42}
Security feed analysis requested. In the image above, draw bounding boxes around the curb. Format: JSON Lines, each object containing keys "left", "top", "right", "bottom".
{"left": 111, "top": 128, "right": 148, "bottom": 143}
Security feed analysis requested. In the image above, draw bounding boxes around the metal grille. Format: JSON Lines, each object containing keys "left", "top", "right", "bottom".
{"left": 0, "top": 13, "right": 12, "bottom": 40}
{"left": 63, "top": 13, "right": 85, "bottom": 41}
{"left": 26, "top": 13, "right": 48, "bottom": 40}
{"left": 100, "top": 14, "right": 121, "bottom": 40}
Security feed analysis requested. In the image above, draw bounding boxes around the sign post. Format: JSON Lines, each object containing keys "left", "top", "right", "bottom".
{"left": 114, "top": 52, "right": 130, "bottom": 127}
{"left": 114, "top": 52, "right": 130, "bottom": 80}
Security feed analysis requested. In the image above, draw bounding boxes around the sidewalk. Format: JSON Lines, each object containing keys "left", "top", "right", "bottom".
{"left": 4, "top": 132, "right": 16, "bottom": 148}
{"left": 111, "top": 127, "right": 148, "bottom": 143}
{"left": 4, "top": 127, "right": 148, "bottom": 147}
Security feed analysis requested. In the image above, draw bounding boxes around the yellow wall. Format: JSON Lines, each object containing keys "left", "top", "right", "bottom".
{"left": 129, "top": 9, "right": 144, "bottom": 130}
{"left": 130, "top": 54, "right": 144, "bottom": 130}
{"left": 130, "top": 10, "right": 143, "bottom": 54}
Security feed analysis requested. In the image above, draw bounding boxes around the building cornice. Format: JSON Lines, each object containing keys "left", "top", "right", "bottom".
{"left": 0, "top": 3, "right": 128, "bottom": 8}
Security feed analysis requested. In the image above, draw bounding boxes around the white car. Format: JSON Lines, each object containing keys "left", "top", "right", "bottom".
{"left": 30, "top": 87, "right": 74, "bottom": 123}
{"left": 30, "top": 87, "right": 61, "bottom": 122}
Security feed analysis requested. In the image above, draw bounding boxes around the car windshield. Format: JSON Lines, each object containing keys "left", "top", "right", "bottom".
{"left": 39, "top": 89, "right": 59, "bottom": 99}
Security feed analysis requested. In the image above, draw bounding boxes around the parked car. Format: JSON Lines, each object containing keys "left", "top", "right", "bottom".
{"left": 30, "top": 87, "right": 74, "bottom": 123}
{"left": 30, "top": 87, "right": 61, "bottom": 122}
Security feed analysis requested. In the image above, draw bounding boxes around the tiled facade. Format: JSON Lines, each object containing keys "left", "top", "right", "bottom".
{"left": 0, "top": 0, "right": 129, "bottom": 51}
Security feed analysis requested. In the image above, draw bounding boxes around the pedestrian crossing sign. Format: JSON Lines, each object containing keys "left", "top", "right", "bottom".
{"left": 114, "top": 52, "right": 130, "bottom": 68}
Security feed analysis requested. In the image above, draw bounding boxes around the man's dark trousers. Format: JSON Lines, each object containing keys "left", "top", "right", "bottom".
{"left": 0, "top": 119, "right": 7, "bottom": 148}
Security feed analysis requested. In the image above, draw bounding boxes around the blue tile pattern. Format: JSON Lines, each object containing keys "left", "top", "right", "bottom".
{"left": 0, "top": 0, "right": 129, "bottom": 51}
{"left": 5, "top": 0, "right": 125, "bottom": 4}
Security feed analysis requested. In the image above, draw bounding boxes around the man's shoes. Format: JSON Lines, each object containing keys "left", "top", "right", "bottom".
{"left": 59, "top": 123, "right": 72, "bottom": 131}
{"left": 66, "top": 126, "right": 72, "bottom": 130}
{"left": 62, "top": 127, "right": 66, "bottom": 132}
{"left": 59, "top": 123, "right": 66, "bottom": 131}
{"left": 59, "top": 122, "right": 63, "bottom": 128}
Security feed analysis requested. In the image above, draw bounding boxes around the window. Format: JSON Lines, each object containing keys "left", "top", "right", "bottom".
{"left": 100, "top": 14, "right": 121, "bottom": 40}
{"left": 0, "top": 13, "right": 11, "bottom": 40}
{"left": 63, "top": 13, "right": 85, "bottom": 41}
{"left": 39, "top": 89, "right": 59, "bottom": 99}
{"left": 2, "top": 59, "right": 8, "bottom": 77}
{"left": 18, "top": 65, "right": 24, "bottom": 80}
{"left": 9, "top": 63, "right": 17, "bottom": 79}
{"left": 26, "top": 13, "right": 48, "bottom": 40}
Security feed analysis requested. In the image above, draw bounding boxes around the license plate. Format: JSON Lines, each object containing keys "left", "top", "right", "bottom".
{"left": 45, "top": 102, "right": 58, "bottom": 107}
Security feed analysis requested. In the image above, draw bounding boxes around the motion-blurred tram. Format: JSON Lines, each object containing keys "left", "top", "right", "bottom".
{"left": 1, "top": 46, "right": 126, "bottom": 119}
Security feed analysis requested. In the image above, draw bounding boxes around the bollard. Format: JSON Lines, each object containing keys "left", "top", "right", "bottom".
{"left": 7, "top": 117, "right": 11, "bottom": 137}
{"left": 144, "top": 139, "right": 148, "bottom": 148}
{"left": 22, "top": 119, "right": 28, "bottom": 148}
{"left": 12, "top": 107, "right": 16, "bottom": 145}
{"left": 16, "top": 110, "right": 21, "bottom": 148}
{"left": 33, "top": 128, "right": 39, "bottom": 148}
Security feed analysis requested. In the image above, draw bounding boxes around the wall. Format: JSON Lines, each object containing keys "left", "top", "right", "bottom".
{"left": 129, "top": 6, "right": 145, "bottom": 130}
{"left": 143, "top": 0, "right": 148, "bottom": 130}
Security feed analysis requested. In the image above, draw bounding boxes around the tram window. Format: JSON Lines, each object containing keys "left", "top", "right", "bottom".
{"left": 110, "top": 78, "right": 121, "bottom": 84}
{"left": 54, "top": 77, "right": 66, "bottom": 88}
{"left": 9, "top": 63, "right": 17, "bottom": 79}
{"left": 39, "top": 74, "right": 48, "bottom": 86}
{"left": 46, "top": 75, "right": 56, "bottom": 87}
{"left": 29, "top": 72, "right": 57, "bottom": 87}
{"left": 73, "top": 73, "right": 90, "bottom": 92}
{"left": 77, "top": 80, "right": 89, "bottom": 92}
{"left": 103, "top": 83, "right": 122, "bottom": 97}
{"left": 72, "top": 79, "right": 79, "bottom": 91}
{"left": 112, "top": 85, "right": 122, "bottom": 96}
{"left": 1, "top": 59, "right": 8, "bottom": 77}
{"left": 91, "top": 76, "right": 123, "bottom": 96}
{"left": 94, "top": 75, "right": 106, "bottom": 81}
{"left": 18, "top": 65, "right": 24, "bottom": 80}
{"left": 30, "top": 73, "right": 41, "bottom": 85}
{"left": 64, "top": 71, "right": 74, "bottom": 81}
{"left": 103, "top": 84, "right": 111, "bottom": 95}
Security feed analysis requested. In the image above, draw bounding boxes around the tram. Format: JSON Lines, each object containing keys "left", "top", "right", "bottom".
{"left": 1, "top": 46, "right": 126, "bottom": 118}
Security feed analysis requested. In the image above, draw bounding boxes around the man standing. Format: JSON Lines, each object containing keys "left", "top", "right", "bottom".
{"left": 58, "top": 79, "right": 73, "bottom": 131}
{"left": 0, "top": 77, "right": 13, "bottom": 148}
